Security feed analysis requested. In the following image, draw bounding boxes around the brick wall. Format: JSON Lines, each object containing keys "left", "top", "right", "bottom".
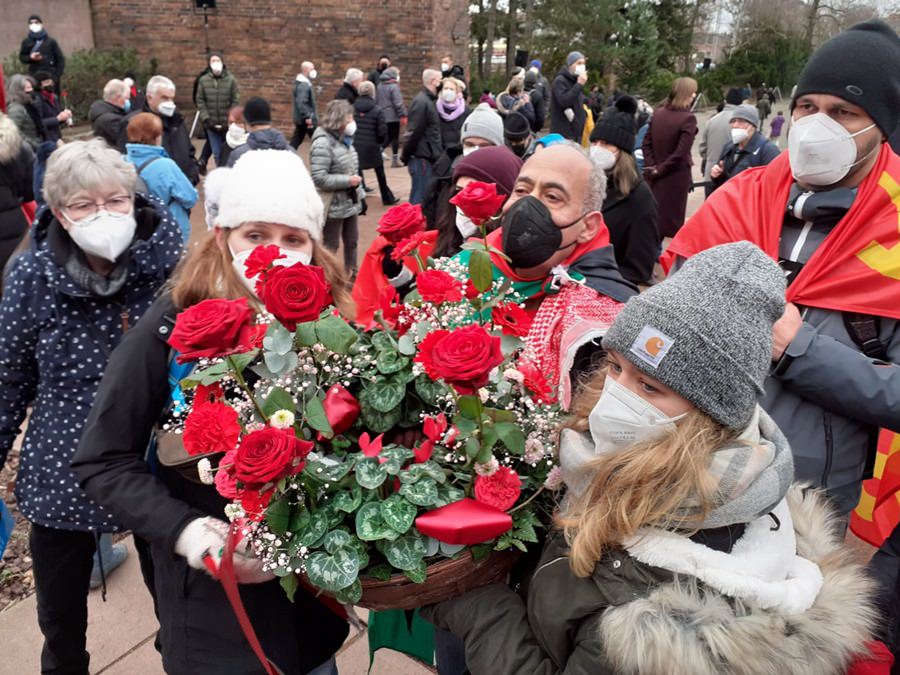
{"left": 89, "top": 0, "right": 469, "bottom": 130}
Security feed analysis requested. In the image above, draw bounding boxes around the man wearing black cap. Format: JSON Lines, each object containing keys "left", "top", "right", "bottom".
{"left": 503, "top": 112, "right": 536, "bottom": 160}
{"left": 699, "top": 87, "right": 743, "bottom": 197}
{"left": 665, "top": 19, "right": 900, "bottom": 522}
{"left": 19, "top": 15, "right": 65, "bottom": 90}
{"left": 226, "top": 96, "right": 291, "bottom": 167}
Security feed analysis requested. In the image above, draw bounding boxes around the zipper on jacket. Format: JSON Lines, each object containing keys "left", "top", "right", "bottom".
{"left": 821, "top": 412, "right": 834, "bottom": 489}
{"left": 120, "top": 308, "right": 130, "bottom": 332}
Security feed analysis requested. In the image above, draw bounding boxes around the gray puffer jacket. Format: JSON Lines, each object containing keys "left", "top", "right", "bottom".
{"left": 309, "top": 127, "right": 363, "bottom": 220}
{"left": 376, "top": 72, "right": 406, "bottom": 123}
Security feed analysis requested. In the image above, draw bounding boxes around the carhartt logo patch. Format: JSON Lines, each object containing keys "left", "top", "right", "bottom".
{"left": 630, "top": 326, "right": 674, "bottom": 368}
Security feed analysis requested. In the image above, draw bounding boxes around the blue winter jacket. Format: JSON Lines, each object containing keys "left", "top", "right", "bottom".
{"left": 125, "top": 143, "right": 198, "bottom": 243}
{"left": 0, "top": 195, "right": 183, "bottom": 532}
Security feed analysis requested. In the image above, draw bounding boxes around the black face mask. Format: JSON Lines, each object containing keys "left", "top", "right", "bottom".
{"left": 509, "top": 140, "right": 529, "bottom": 158}
{"left": 501, "top": 195, "right": 582, "bottom": 269}
{"left": 42, "top": 84, "right": 54, "bottom": 93}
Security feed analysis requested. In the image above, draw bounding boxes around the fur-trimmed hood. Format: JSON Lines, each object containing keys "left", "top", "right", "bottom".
{"left": 0, "top": 114, "right": 24, "bottom": 164}
{"left": 600, "top": 485, "right": 876, "bottom": 675}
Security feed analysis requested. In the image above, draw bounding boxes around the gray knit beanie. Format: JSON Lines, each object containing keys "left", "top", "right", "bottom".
{"left": 567, "top": 51, "right": 585, "bottom": 67}
{"left": 602, "top": 242, "right": 786, "bottom": 430}
{"left": 460, "top": 103, "right": 505, "bottom": 147}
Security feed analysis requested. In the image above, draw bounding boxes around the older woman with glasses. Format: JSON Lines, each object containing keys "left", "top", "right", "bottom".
{"left": 0, "top": 138, "right": 182, "bottom": 674}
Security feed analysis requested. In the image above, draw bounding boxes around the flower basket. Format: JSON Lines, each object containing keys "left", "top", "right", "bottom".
{"left": 308, "top": 549, "right": 521, "bottom": 611}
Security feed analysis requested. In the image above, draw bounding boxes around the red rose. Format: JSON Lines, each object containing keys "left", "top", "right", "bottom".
{"left": 449, "top": 181, "right": 507, "bottom": 226}
{"left": 518, "top": 360, "right": 557, "bottom": 404}
{"left": 474, "top": 466, "right": 522, "bottom": 511}
{"left": 244, "top": 245, "right": 285, "bottom": 279}
{"left": 215, "top": 450, "right": 240, "bottom": 500}
{"left": 391, "top": 231, "right": 429, "bottom": 262}
{"left": 417, "top": 269, "right": 463, "bottom": 305}
{"left": 378, "top": 203, "right": 425, "bottom": 243}
{"left": 259, "top": 263, "right": 332, "bottom": 331}
{"left": 233, "top": 427, "right": 313, "bottom": 488}
{"left": 492, "top": 302, "right": 532, "bottom": 337}
{"left": 416, "top": 324, "right": 504, "bottom": 394}
{"left": 168, "top": 298, "right": 265, "bottom": 364}
{"left": 183, "top": 402, "right": 241, "bottom": 457}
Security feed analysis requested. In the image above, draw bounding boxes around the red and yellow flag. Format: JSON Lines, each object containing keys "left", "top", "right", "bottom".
{"left": 852, "top": 431, "right": 900, "bottom": 546}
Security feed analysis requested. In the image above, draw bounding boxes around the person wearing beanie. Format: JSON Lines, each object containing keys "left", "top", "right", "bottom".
{"left": 19, "top": 14, "right": 65, "bottom": 90}
{"left": 664, "top": 19, "right": 900, "bottom": 525}
{"left": 421, "top": 241, "right": 877, "bottom": 675}
{"left": 225, "top": 96, "right": 291, "bottom": 167}
{"left": 550, "top": 50, "right": 588, "bottom": 141}
{"left": 588, "top": 95, "right": 660, "bottom": 285}
{"left": 460, "top": 102, "right": 505, "bottom": 154}
{"left": 503, "top": 111, "right": 535, "bottom": 159}
{"left": 698, "top": 86, "right": 745, "bottom": 197}
{"left": 33, "top": 68, "right": 71, "bottom": 143}
{"left": 708, "top": 103, "right": 780, "bottom": 193}
{"left": 401, "top": 68, "right": 444, "bottom": 204}
{"left": 522, "top": 70, "right": 546, "bottom": 131}
{"left": 71, "top": 148, "right": 352, "bottom": 675}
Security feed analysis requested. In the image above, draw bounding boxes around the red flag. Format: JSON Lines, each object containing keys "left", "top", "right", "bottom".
{"left": 852, "top": 431, "right": 900, "bottom": 546}
{"left": 662, "top": 144, "right": 900, "bottom": 320}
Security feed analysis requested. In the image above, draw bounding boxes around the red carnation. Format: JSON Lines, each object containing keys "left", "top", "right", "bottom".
{"left": 168, "top": 297, "right": 265, "bottom": 364}
{"left": 233, "top": 427, "right": 312, "bottom": 488}
{"left": 492, "top": 302, "right": 533, "bottom": 337}
{"left": 244, "top": 245, "right": 285, "bottom": 279}
{"left": 391, "top": 231, "right": 429, "bottom": 262}
{"left": 518, "top": 360, "right": 557, "bottom": 404}
{"left": 258, "top": 263, "right": 332, "bottom": 331}
{"left": 474, "top": 466, "right": 521, "bottom": 511}
{"left": 195, "top": 382, "right": 224, "bottom": 404}
{"left": 183, "top": 402, "right": 241, "bottom": 457}
{"left": 241, "top": 488, "right": 274, "bottom": 520}
{"left": 214, "top": 450, "right": 240, "bottom": 500}
{"left": 378, "top": 203, "right": 426, "bottom": 243}
{"left": 449, "top": 181, "right": 507, "bottom": 226}
{"left": 417, "top": 269, "right": 463, "bottom": 305}
{"left": 416, "top": 324, "right": 504, "bottom": 395}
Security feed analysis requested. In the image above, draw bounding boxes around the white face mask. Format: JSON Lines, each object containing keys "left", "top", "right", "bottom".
{"left": 123, "top": 77, "right": 135, "bottom": 89}
{"left": 441, "top": 89, "right": 457, "bottom": 103}
{"left": 344, "top": 120, "right": 357, "bottom": 137}
{"left": 211, "top": 62, "right": 223, "bottom": 75}
{"left": 64, "top": 210, "right": 136, "bottom": 262}
{"left": 574, "top": 64, "right": 587, "bottom": 76}
{"left": 588, "top": 376, "right": 686, "bottom": 452}
{"left": 590, "top": 145, "right": 617, "bottom": 171}
{"left": 157, "top": 101, "right": 176, "bottom": 117}
{"left": 227, "top": 122, "right": 248, "bottom": 146}
{"left": 462, "top": 145, "right": 479, "bottom": 157}
{"left": 231, "top": 245, "right": 312, "bottom": 294}
{"left": 788, "top": 112, "right": 878, "bottom": 186}
{"left": 441, "top": 63, "right": 450, "bottom": 73}
{"left": 455, "top": 208, "right": 479, "bottom": 238}
{"left": 731, "top": 127, "right": 750, "bottom": 145}
{"left": 308, "top": 69, "right": 317, "bottom": 80}
{"left": 29, "top": 23, "right": 43, "bottom": 33}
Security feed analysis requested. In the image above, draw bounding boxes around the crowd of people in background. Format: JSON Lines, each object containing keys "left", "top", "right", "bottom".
{"left": 1, "top": 10, "right": 900, "bottom": 675}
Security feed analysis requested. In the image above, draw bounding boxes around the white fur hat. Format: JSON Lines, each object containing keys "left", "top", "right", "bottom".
{"left": 216, "top": 149, "right": 324, "bottom": 240}
{"left": 203, "top": 167, "right": 231, "bottom": 229}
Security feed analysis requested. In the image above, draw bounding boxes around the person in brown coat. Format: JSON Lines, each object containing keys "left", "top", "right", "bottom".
{"left": 641, "top": 77, "right": 698, "bottom": 238}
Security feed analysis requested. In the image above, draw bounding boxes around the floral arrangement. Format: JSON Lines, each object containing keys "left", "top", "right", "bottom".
{"left": 167, "top": 184, "right": 563, "bottom": 605}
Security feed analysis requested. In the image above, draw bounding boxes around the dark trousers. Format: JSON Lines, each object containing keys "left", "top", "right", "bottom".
{"left": 371, "top": 164, "right": 395, "bottom": 203}
{"left": 323, "top": 214, "right": 359, "bottom": 276}
{"left": 30, "top": 523, "right": 96, "bottom": 675}
{"left": 385, "top": 121, "right": 401, "bottom": 154}
{"left": 290, "top": 123, "right": 315, "bottom": 149}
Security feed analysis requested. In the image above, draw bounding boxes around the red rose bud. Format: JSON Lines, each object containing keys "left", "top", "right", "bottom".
{"left": 168, "top": 297, "right": 265, "bottom": 363}
{"left": 415, "top": 498, "right": 513, "bottom": 545}
{"left": 449, "top": 181, "right": 507, "bottom": 226}
{"left": 322, "top": 384, "right": 360, "bottom": 436}
{"left": 415, "top": 324, "right": 504, "bottom": 395}
{"left": 259, "top": 263, "right": 332, "bottom": 331}
{"left": 378, "top": 202, "right": 425, "bottom": 243}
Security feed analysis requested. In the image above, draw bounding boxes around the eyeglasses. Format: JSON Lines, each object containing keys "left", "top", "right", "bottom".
{"left": 63, "top": 194, "right": 132, "bottom": 221}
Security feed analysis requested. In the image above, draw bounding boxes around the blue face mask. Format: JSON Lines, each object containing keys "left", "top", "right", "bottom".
{"left": 124, "top": 99, "right": 132, "bottom": 113}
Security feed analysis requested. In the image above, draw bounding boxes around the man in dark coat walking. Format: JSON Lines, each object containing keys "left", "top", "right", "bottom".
{"left": 19, "top": 15, "right": 65, "bottom": 90}
{"left": 550, "top": 52, "right": 588, "bottom": 141}
{"left": 137, "top": 75, "right": 200, "bottom": 185}
{"left": 335, "top": 68, "right": 363, "bottom": 104}
{"left": 89, "top": 79, "right": 130, "bottom": 151}
{"left": 291, "top": 61, "right": 319, "bottom": 149}
{"left": 401, "top": 69, "right": 444, "bottom": 205}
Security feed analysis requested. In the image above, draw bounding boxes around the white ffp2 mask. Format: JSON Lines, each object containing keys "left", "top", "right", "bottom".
{"left": 64, "top": 210, "right": 136, "bottom": 262}
{"left": 588, "top": 376, "right": 685, "bottom": 452}
{"left": 788, "top": 112, "right": 877, "bottom": 186}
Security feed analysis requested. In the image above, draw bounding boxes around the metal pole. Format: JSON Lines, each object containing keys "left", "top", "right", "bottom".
{"left": 203, "top": 3, "right": 210, "bottom": 57}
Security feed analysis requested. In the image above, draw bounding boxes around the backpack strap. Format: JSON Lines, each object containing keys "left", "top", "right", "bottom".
{"left": 843, "top": 313, "right": 889, "bottom": 361}
{"left": 136, "top": 156, "right": 163, "bottom": 175}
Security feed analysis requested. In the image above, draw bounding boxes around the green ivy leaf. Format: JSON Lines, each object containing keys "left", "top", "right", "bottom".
{"left": 496, "top": 422, "right": 526, "bottom": 454}
{"left": 305, "top": 549, "right": 361, "bottom": 592}
{"left": 375, "top": 349, "right": 410, "bottom": 374}
{"left": 434, "top": 484, "right": 466, "bottom": 508}
{"left": 359, "top": 397, "right": 402, "bottom": 433}
{"left": 332, "top": 486, "right": 362, "bottom": 513}
{"left": 323, "top": 529, "right": 354, "bottom": 554}
{"left": 381, "top": 531, "right": 427, "bottom": 571}
{"left": 266, "top": 497, "right": 292, "bottom": 536}
{"left": 333, "top": 578, "right": 363, "bottom": 604}
{"left": 380, "top": 495, "right": 417, "bottom": 534}
{"left": 355, "top": 502, "right": 400, "bottom": 541}
{"left": 399, "top": 461, "right": 447, "bottom": 485}
{"left": 315, "top": 314, "right": 358, "bottom": 354}
{"left": 304, "top": 458, "right": 354, "bottom": 484}
{"left": 280, "top": 573, "right": 299, "bottom": 602}
{"left": 296, "top": 509, "right": 330, "bottom": 547}
{"left": 304, "top": 396, "right": 333, "bottom": 437}
{"left": 370, "top": 331, "right": 396, "bottom": 353}
{"left": 360, "top": 380, "right": 406, "bottom": 414}
{"left": 403, "top": 558, "right": 428, "bottom": 584}
{"left": 470, "top": 249, "right": 494, "bottom": 293}
{"left": 356, "top": 458, "right": 388, "bottom": 489}
{"left": 414, "top": 375, "right": 447, "bottom": 407}
{"left": 398, "top": 478, "right": 439, "bottom": 506}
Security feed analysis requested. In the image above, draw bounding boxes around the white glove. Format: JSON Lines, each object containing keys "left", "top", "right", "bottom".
{"left": 174, "top": 517, "right": 274, "bottom": 584}
{"left": 564, "top": 108, "right": 575, "bottom": 123}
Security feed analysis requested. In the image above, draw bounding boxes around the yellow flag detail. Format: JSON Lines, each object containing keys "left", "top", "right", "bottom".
{"left": 857, "top": 172, "right": 900, "bottom": 280}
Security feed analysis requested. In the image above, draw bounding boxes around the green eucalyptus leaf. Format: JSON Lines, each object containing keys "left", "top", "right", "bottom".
{"left": 470, "top": 249, "right": 494, "bottom": 293}
{"left": 380, "top": 495, "right": 417, "bottom": 534}
{"left": 356, "top": 458, "right": 388, "bottom": 489}
{"left": 397, "top": 334, "right": 417, "bottom": 356}
{"left": 305, "top": 549, "right": 361, "bottom": 592}
{"left": 398, "top": 478, "right": 439, "bottom": 506}
{"left": 382, "top": 531, "right": 428, "bottom": 571}
{"left": 264, "top": 323, "right": 294, "bottom": 355}
{"left": 496, "top": 422, "right": 526, "bottom": 454}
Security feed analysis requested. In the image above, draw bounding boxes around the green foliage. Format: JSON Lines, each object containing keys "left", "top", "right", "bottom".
{"left": 4, "top": 48, "right": 157, "bottom": 121}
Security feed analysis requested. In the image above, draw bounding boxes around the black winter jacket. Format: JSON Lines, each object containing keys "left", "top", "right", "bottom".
{"left": 19, "top": 32, "right": 65, "bottom": 83}
{"left": 226, "top": 127, "right": 291, "bottom": 167}
{"left": 401, "top": 88, "right": 442, "bottom": 164}
{"left": 711, "top": 131, "right": 781, "bottom": 190}
{"left": 71, "top": 293, "right": 349, "bottom": 673}
{"left": 89, "top": 100, "right": 128, "bottom": 151}
{"left": 602, "top": 180, "right": 659, "bottom": 286}
{"left": 35, "top": 91, "right": 63, "bottom": 143}
{"left": 335, "top": 81, "right": 359, "bottom": 104}
{"left": 353, "top": 96, "right": 387, "bottom": 170}
{"left": 0, "top": 195, "right": 182, "bottom": 532}
{"left": 130, "top": 102, "right": 199, "bottom": 185}
{"left": 0, "top": 118, "right": 34, "bottom": 272}
{"left": 550, "top": 68, "right": 586, "bottom": 141}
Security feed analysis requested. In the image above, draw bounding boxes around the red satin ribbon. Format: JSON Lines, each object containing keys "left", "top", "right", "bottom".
{"left": 415, "top": 498, "right": 513, "bottom": 545}
{"left": 319, "top": 384, "right": 361, "bottom": 439}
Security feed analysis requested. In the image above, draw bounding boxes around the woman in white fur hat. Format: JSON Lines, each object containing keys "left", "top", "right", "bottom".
{"left": 71, "top": 149, "right": 352, "bottom": 675}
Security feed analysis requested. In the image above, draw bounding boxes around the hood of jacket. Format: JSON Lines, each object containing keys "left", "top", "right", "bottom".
{"left": 30, "top": 193, "right": 183, "bottom": 297}
{"left": 125, "top": 143, "right": 169, "bottom": 163}
{"left": 295, "top": 73, "right": 311, "bottom": 85}
{"left": 354, "top": 96, "right": 377, "bottom": 114}
{"left": 556, "top": 66, "right": 577, "bottom": 84}
{"left": 568, "top": 245, "right": 638, "bottom": 303}
{"left": 88, "top": 99, "right": 125, "bottom": 124}
{"left": 247, "top": 127, "right": 290, "bottom": 151}
{"left": 599, "top": 485, "right": 876, "bottom": 675}
{"left": 0, "top": 114, "right": 24, "bottom": 164}
{"left": 379, "top": 70, "right": 397, "bottom": 84}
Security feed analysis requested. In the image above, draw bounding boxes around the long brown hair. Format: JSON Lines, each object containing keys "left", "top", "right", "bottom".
{"left": 610, "top": 151, "right": 640, "bottom": 198}
{"left": 558, "top": 367, "right": 738, "bottom": 577}
{"left": 169, "top": 230, "right": 355, "bottom": 319}
{"left": 667, "top": 77, "right": 698, "bottom": 110}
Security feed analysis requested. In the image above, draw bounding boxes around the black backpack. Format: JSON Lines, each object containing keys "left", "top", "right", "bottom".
{"left": 134, "top": 156, "right": 162, "bottom": 197}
